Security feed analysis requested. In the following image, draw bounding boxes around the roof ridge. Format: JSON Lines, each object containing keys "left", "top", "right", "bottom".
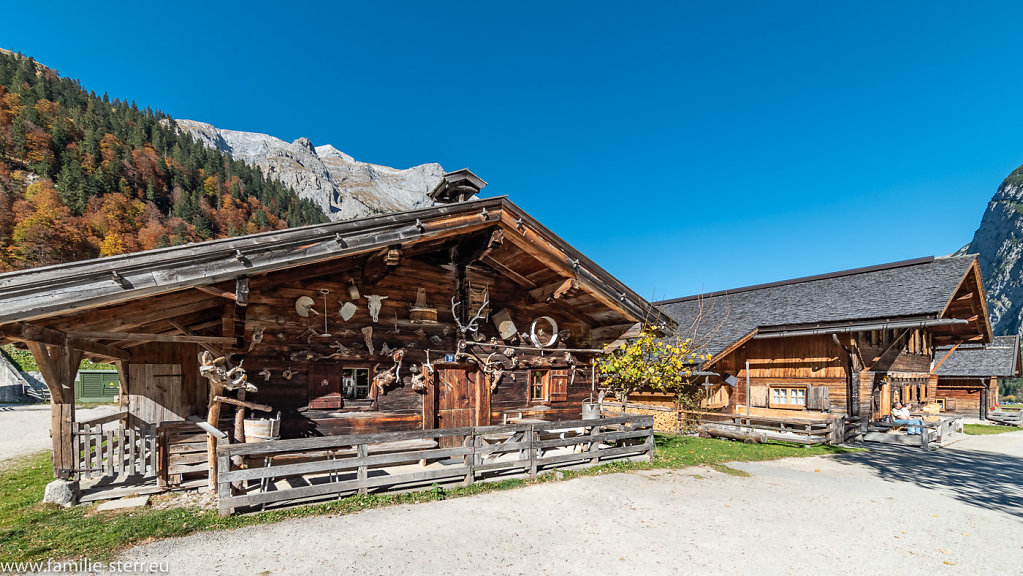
{"left": 655, "top": 256, "right": 957, "bottom": 305}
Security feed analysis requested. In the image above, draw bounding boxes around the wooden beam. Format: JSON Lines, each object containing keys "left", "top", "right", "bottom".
{"left": 65, "top": 331, "right": 236, "bottom": 345}
{"left": 195, "top": 286, "right": 236, "bottom": 301}
{"left": 930, "top": 342, "right": 961, "bottom": 374}
{"left": 167, "top": 317, "right": 226, "bottom": 358}
{"left": 213, "top": 395, "right": 272, "bottom": 412}
{"left": 529, "top": 278, "right": 579, "bottom": 303}
{"left": 481, "top": 255, "right": 536, "bottom": 288}
{"left": 1, "top": 322, "right": 130, "bottom": 361}
{"left": 186, "top": 415, "right": 228, "bottom": 439}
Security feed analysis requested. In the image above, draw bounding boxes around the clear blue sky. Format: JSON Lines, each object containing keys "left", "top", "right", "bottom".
{"left": 4, "top": 1, "right": 1022, "bottom": 301}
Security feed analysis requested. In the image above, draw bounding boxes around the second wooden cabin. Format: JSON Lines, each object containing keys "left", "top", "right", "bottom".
{"left": 644, "top": 256, "right": 997, "bottom": 441}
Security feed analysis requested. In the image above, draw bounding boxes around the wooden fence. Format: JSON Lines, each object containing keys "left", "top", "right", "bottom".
{"left": 867, "top": 415, "right": 963, "bottom": 450}
{"left": 216, "top": 415, "right": 654, "bottom": 516}
{"left": 697, "top": 412, "right": 841, "bottom": 445}
{"left": 74, "top": 411, "right": 158, "bottom": 479}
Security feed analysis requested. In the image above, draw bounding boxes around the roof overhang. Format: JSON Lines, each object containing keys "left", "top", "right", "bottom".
{"left": 0, "top": 197, "right": 674, "bottom": 333}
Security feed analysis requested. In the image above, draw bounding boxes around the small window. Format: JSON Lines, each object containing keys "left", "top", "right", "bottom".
{"left": 342, "top": 368, "right": 370, "bottom": 400}
{"left": 769, "top": 386, "right": 806, "bottom": 410}
{"left": 530, "top": 370, "right": 547, "bottom": 401}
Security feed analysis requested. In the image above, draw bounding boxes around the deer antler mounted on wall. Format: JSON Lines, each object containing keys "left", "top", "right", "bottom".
{"left": 451, "top": 296, "right": 489, "bottom": 336}
{"left": 481, "top": 352, "right": 510, "bottom": 391}
{"left": 199, "top": 351, "right": 256, "bottom": 393}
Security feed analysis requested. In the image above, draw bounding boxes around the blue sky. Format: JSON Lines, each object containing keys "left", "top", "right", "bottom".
{"left": 4, "top": 2, "right": 1022, "bottom": 300}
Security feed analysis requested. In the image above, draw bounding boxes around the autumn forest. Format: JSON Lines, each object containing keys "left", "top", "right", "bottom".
{"left": 0, "top": 49, "right": 327, "bottom": 272}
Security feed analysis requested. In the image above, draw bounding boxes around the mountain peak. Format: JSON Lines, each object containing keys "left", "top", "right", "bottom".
{"left": 293, "top": 137, "right": 316, "bottom": 154}
{"left": 175, "top": 121, "right": 446, "bottom": 221}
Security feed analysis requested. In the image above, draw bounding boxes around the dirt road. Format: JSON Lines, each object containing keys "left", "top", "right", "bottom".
{"left": 122, "top": 431, "right": 1023, "bottom": 576}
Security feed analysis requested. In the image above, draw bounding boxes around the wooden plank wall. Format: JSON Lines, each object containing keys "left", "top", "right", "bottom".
{"left": 716, "top": 335, "right": 849, "bottom": 412}
{"left": 230, "top": 249, "right": 602, "bottom": 437}
{"left": 127, "top": 342, "right": 203, "bottom": 424}
{"left": 935, "top": 377, "right": 993, "bottom": 418}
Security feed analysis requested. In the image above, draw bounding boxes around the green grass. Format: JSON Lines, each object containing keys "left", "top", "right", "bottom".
{"left": 0, "top": 435, "right": 861, "bottom": 564}
{"left": 964, "top": 423, "right": 1019, "bottom": 435}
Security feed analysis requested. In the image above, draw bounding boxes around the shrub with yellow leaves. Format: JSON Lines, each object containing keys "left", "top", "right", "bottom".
{"left": 595, "top": 328, "right": 709, "bottom": 420}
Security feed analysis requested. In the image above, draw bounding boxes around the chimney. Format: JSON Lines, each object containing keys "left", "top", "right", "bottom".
{"left": 429, "top": 169, "right": 487, "bottom": 204}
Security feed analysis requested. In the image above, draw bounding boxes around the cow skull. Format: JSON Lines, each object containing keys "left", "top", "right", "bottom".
{"left": 366, "top": 295, "right": 388, "bottom": 323}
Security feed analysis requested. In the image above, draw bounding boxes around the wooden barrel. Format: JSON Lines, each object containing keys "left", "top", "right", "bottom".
{"left": 243, "top": 417, "right": 280, "bottom": 443}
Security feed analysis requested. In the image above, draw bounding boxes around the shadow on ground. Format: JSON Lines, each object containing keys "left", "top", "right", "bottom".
{"left": 832, "top": 443, "right": 1023, "bottom": 519}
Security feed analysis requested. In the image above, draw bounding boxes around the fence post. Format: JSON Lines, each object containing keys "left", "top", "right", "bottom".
{"left": 463, "top": 433, "right": 476, "bottom": 486}
{"left": 644, "top": 417, "right": 655, "bottom": 461}
{"left": 217, "top": 450, "right": 233, "bottom": 516}
{"left": 921, "top": 424, "right": 930, "bottom": 451}
{"left": 357, "top": 443, "right": 369, "bottom": 494}
{"left": 588, "top": 423, "right": 602, "bottom": 465}
{"left": 72, "top": 424, "right": 82, "bottom": 481}
{"left": 529, "top": 425, "right": 537, "bottom": 478}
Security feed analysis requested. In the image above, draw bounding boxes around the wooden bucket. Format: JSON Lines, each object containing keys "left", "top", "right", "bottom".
{"left": 243, "top": 417, "right": 280, "bottom": 443}
{"left": 410, "top": 307, "right": 438, "bottom": 324}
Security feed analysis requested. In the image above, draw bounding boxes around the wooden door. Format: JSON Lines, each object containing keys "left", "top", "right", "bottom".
{"left": 308, "top": 364, "right": 341, "bottom": 410}
{"left": 435, "top": 368, "right": 488, "bottom": 447}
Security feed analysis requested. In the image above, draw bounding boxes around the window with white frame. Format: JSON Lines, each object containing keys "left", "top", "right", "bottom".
{"left": 769, "top": 386, "right": 806, "bottom": 409}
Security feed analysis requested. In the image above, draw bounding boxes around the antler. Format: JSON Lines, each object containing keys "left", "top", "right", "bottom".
{"left": 451, "top": 296, "right": 489, "bottom": 335}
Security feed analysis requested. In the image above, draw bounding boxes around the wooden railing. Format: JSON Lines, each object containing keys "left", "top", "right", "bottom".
{"left": 843, "top": 416, "right": 863, "bottom": 443}
{"left": 74, "top": 411, "right": 158, "bottom": 479}
{"left": 868, "top": 415, "right": 964, "bottom": 450}
{"left": 216, "top": 415, "right": 654, "bottom": 516}
{"left": 697, "top": 412, "right": 838, "bottom": 445}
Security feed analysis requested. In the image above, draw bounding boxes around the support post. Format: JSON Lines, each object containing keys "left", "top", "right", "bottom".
{"left": 207, "top": 390, "right": 222, "bottom": 493}
{"left": 26, "top": 341, "right": 82, "bottom": 479}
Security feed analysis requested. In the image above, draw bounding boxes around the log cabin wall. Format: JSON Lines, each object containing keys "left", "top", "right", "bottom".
{"left": 697, "top": 330, "right": 936, "bottom": 419}
{"left": 935, "top": 377, "right": 996, "bottom": 418}
{"left": 230, "top": 232, "right": 612, "bottom": 438}
{"left": 714, "top": 334, "right": 850, "bottom": 414}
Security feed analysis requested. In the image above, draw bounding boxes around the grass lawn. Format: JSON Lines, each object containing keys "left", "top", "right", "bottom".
{"left": 964, "top": 423, "right": 1019, "bottom": 435}
{"left": 0, "top": 435, "right": 860, "bottom": 564}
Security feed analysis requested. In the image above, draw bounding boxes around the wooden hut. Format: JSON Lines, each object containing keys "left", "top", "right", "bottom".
{"left": 0, "top": 188, "right": 671, "bottom": 493}
{"left": 646, "top": 256, "right": 992, "bottom": 443}
{"left": 932, "top": 334, "right": 1020, "bottom": 419}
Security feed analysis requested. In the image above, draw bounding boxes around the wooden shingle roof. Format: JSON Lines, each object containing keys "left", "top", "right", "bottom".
{"left": 656, "top": 255, "right": 988, "bottom": 357}
{"left": 0, "top": 197, "right": 672, "bottom": 331}
{"left": 934, "top": 335, "right": 1021, "bottom": 378}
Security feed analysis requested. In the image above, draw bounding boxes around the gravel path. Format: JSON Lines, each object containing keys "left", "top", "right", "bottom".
{"left": 0, "top": 403, "right": 119, "bottom": 462}
{"left": 123, "top": 431, "right": 1023, "bottom": 576}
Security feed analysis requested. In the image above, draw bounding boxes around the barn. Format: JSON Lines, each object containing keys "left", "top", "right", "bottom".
{"left": 0, "top": 172, "right": 665, "bottom": 510}
{"left": 933, "top": 334, "right": 1021, "bottom": 419}
{"left": 643, "top": 256, "right": 992, "bottom": 445}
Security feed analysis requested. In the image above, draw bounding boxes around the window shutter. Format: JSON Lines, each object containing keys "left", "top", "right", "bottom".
{"left": 749, "top": 386, "right": 769, "bottom": 408}
{"left": 549, "top": 369, "right": 569, "bottom": 402}
{"left": 806, "top": 386, "right": 830, "bottom": 411}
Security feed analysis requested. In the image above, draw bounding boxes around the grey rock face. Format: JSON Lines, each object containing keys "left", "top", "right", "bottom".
{"left": 43, "top": 479, "right": 79, "bottom": 507}
{"left": 963, "top": 169, "right": 1023, "bottom": 336}
{"left": 173, "top": 119, "right": 445, "bottom": 221}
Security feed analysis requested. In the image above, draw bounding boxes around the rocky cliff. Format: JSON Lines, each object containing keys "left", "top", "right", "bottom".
{"left": 961, "top": 167, "right": 1023, "bottom": 336}
{"left": 175, "top": 120, "right": 445, "bottom": 221}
